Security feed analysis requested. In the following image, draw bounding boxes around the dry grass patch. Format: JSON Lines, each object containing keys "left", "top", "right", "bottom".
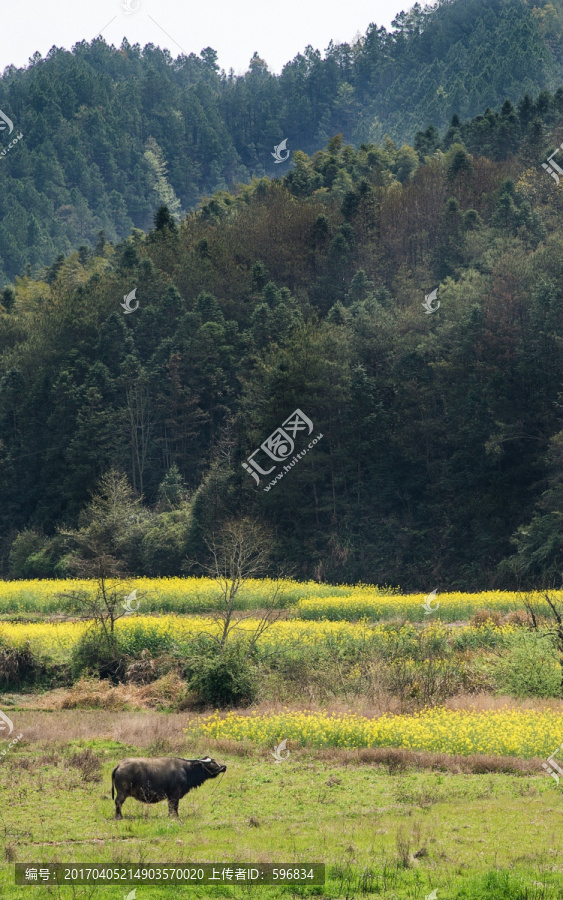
{"left": 12, "top": 709, "right": 191, "bottom": 746}
{"left": 444, "top": 692, "right": 563, "bottom": 712}
{"left": 15, "top": 690, "right": 563, "bottom": 717}
{"left": 314, "top": 745, "right": 541, "bottom": 775}
{"left": 57, "top": 673, "right": 190, "bottom": 711}
{"left": 68, "top": 747, "right": 102, "bottom": 782}
{"left": 204, "top": 737, "right": 257, "bottom": 757}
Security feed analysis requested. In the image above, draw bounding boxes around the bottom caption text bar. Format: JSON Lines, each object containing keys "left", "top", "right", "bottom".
{"left": 16, "top": 864, "right": 325, "bottom": 885}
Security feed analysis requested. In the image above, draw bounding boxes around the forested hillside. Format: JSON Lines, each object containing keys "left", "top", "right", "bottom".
{"left": 2, "top": 83, "right": 563, "bottom": 589}
{"left": 1, "top": 0, "right": 563, "bottom": 282}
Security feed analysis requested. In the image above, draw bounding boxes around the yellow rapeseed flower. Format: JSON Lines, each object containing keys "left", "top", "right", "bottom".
{"left": 192, "top": 708, "right": 563, "bottom": 758}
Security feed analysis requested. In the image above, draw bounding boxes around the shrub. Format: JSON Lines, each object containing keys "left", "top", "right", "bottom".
{"left": 385, "top": 656, "right": 466, "bottom": 709}
{"left": 70, "top": 629, "right": 126, "bottom": 682}
{"left": 471, "top": 609, "right": 502, "bottom": 627}
{"left": 125, "top": 649, "right": 180, "bottom": 684}
{"left": 148, "top": 672, "right": 189, "bottom": 708}
{"left": 491, "top": 631, "right": 561, "bottom": 698}
{"left": 0, "top": 641, "right": 41, "bottom": 688}
{"left": 501, "top": 610, "right": 528, "bottom": 627}
{"left": 188, "top": 644, "right": 257, "bottom": 707}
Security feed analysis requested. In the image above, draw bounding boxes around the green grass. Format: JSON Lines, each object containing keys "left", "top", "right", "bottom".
{"left": 2, "top": 734, "right": 563, "bottom": 899}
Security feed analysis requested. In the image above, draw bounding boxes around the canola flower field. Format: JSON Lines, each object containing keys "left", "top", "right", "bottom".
{"left": 0, "top": 578, "right": 550, "bottom": 621}
{"left": 0, "top": 577, "right": 347, "bottom": 615}
{"left": 194, "top": 708, "right": 563, "bottom": 758}
{"left": 1, "top": 581, "right": 562, "bottom": 761}
{"left": 296, "top": 590, "right": 534, "bottom": 621}
{"left": 0, "top": 615, "right": 514, "bottom": 660}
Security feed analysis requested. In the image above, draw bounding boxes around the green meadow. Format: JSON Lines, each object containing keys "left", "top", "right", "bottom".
{"left": 1, "top": 712, "right": 562, "bottom": 900}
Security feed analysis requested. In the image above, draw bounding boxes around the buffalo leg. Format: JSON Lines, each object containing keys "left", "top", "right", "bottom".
{"left": 115, "top": 793, "right": 127, "bottom": 820}
{"left": 168, "top": 798, "right": 179, "bottom": 817}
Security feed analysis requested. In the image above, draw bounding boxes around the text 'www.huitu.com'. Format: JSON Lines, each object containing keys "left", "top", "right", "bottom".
{"left": 263, "top": 433, "right": 323, "bottom": 492}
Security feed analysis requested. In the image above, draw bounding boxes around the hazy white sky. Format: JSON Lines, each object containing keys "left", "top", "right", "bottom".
{"left": 1, "top": 0, "right": 411, "bottom": 75}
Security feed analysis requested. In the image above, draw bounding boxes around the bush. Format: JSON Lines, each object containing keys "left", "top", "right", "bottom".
{"left": 491, "top": 631, "right": 561, "bottom": 698}
{"left": 0, "top": 641, "right": 41, "bottom": 688}
{"left": 384, "top": 656, "right": 466, "bottom": 709}
{"left": 70, "top": 629, "right": 127, "bottom": 683}
{"left": 471, "top": 609, "right": 502, "bottom": 627}
{"left": 125, "top": 649, "right": 179, "bottom": 684}
{"left": 188, "top": 644, "right": 257, "bottom": 707}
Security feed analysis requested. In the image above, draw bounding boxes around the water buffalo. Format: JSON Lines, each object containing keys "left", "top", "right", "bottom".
{"left": 111, "top": 756, "right": 226, "bottom": 819}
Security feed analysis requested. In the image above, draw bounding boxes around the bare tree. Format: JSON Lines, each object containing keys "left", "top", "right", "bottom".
{"left": 60, "top": 559, "right": 136, "bottom": 646}
{"left": 196, "top": 517, "right": 289, "bottom": 651}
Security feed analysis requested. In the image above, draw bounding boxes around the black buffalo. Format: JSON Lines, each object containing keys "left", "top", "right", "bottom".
{"left": 111, "top": 756, "right": 226, "bottom": 818}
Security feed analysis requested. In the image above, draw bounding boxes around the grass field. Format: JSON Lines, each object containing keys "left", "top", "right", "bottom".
{"left": 1, "top": 577, "right": 563, "bottom": 898}
{"left": 2, "top": 710, "right": 563, "bottom": 900}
